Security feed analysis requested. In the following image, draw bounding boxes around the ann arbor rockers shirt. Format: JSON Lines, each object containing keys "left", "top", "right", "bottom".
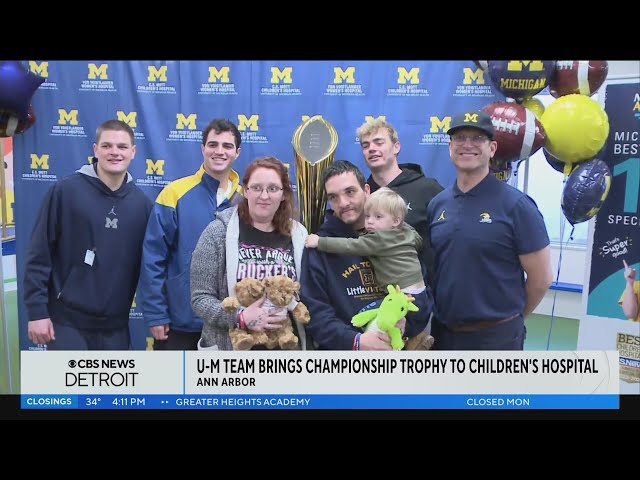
{"left": 237, "top": 221, "right": 296, "bottom": 282}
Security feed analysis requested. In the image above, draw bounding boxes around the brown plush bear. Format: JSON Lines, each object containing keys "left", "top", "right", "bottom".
{"left": 405, "top": 331, "right": 435, "bottom": 350}
{"left": 224, "top": 276, "right": 310, "bottom": 350}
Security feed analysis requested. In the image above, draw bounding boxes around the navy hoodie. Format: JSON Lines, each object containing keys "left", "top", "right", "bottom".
{"left": 300, "top": 212, "right": 386, "bottom": 350}
{"left": 23, "top": 164, "right": 153, "bottom": 330}
{"left": 367, "top": 163, "right": 444, "bottom": 287}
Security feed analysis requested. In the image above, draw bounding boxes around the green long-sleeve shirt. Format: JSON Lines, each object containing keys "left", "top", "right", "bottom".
{"left": 317, "top": 222, "right": 423, "bottom": 289}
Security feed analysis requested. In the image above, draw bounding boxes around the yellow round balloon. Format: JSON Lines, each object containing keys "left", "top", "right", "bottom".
{"left": 522, "top": 97, "right": 545, "bottom": 118}
{"left": 540, "top": 94, "right": 609, "bottom": 164}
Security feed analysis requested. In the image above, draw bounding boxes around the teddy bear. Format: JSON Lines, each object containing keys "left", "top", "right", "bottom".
{"left": 223, "top": 275, "right": 310, "bottom": 350}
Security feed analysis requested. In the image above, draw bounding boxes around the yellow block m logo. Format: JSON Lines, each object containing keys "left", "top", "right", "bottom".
{"left": 29, "top": 61, "right": 49, "bottom": 78}
{"left": 365, "top": 115, "right": 386, "bottom": 123}
{"left": 146, "top": 159, "right": 165, "bottom": 175}
{"left": 117, "top": 111, "right": 138, "bottom": 128}
{"left": 148, "top": 65, "right": 168, "bottom": 82}
{"left": 507, "top": 61, "right": 545, "bottom": 72}
{"left": 463, "top": 67, "right": 485, "bottom": 85}
{"left": 271, "top": 67, "right": 293, "bottom": 84}
{"left": 430, "top": 116, "right": 451, "bottom": 133}
{"left": 176, "top": 113, "right": 197, "bottom": 130}
{"left": 88, "top": 63, "right": 108, "bottom": 79}
{"left": 30, "top": 154, "right": 50, "bottom": 170}
{"left": 238, "top": 115, "right": 259, "bottom": 131}
{"left": 58, "top": 109, "right": 79, "bottom": 125}
{"left": 333, "top": 67, "right": 355, "bottom": 84}
{"left": 397, "top": 67, "right": 419, "bottom": 84}
{"left": 208, "top": 66, "right": 230, "bottom": 83}
{"left": 464, "top": 113, "right": 479, "bottom": 123}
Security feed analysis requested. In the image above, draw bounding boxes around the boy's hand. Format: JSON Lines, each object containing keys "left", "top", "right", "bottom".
{"left": 305, "top": 234, "right": 319, "bottom": 249}
{"left": 623, "top": 259, "right": 636, "bottom": 284}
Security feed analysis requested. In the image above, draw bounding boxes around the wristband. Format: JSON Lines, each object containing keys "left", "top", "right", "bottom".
{"left": 353, "top": 333, "right": 361, "bottom": 351}
{"left": 236, "top": 308, "right": 247, "bottom": 330}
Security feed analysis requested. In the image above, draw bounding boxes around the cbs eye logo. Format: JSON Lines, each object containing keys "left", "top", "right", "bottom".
{"left": 67, "top": 359, "right": 100, "bottom": 368}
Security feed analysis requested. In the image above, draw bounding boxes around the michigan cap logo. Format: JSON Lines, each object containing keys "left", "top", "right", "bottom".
{"left": 447, "top": 110, "right": 495, "bottom": 139}
{"left": 464, "top": 113, "right": 479, "bottom": 123}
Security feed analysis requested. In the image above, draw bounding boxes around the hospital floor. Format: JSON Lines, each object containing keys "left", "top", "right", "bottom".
{"left": 0, "top": 290, "right": 579, "bottom": 393}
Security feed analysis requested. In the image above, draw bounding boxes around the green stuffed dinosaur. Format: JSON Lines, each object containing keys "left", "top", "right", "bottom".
{"left": 351, "top": 284, "right": 419, "bottom": 350}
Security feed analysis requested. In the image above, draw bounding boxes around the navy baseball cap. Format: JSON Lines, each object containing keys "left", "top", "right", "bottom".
{"left": 447, "top": 111, "right": 495, "bottom": 140}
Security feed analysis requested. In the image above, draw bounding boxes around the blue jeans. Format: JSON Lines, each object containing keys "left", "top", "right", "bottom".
{"left": 47, "top": 323, "right": 130, "bottom": 350}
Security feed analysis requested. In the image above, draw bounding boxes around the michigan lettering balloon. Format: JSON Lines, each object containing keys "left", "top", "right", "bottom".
{"left": 487, "top": 60, "right": 556, "bottom": 102}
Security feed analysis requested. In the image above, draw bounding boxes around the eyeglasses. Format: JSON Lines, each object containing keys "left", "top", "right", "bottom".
{"left": 247, "top": 185, "right": 284, "bottom": 195}
{"left": 450, "top": 134, "right": 490, "bottom": 145}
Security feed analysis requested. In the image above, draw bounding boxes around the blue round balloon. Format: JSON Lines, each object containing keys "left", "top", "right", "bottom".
{"left": 488, "top": 60, "right": 556, "bottom": 102}
{"left": 561, "top": 159, "right": 611, "bottom": 225}
{"left": 0, "top": 61, "right": 45, "bottom": 121}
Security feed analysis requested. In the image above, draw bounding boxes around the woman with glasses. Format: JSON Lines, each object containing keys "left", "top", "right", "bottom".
{"left": 190, "top": 156, "right": 309, "bottom": 350}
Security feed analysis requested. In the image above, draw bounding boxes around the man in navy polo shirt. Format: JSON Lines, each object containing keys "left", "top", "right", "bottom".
{"left": 426, "top": 110, "right": 553, "bottom": 350}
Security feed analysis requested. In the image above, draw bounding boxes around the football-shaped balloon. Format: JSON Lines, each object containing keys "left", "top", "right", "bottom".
{"left": 549, "top": 60, "right": 608, "bottom": 98}
{"left": 0, "top": 104, "right": 36, "bottom": 137}
{"left": 487, "top": 60, "right": 556, "bottom": 101}
{"left": 561, "top": 159, "right": 611, "bottom": 225}
{"left": 482, "top": 101, "right": 547, "bottom": 163}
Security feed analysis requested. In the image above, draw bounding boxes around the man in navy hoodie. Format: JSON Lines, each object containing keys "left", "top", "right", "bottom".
{"left": 23, "top": 120, "right": 153, "bottom": 350}
{"left": 300, "top": 161, "right": 429, "bottom": 350}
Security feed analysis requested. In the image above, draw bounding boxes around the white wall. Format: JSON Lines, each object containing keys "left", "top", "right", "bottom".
{"left": 608, "top": 61, "right": 639, "bottom": 78}
{"left": 533, "top": 244, "right": 585, "bottom": 319}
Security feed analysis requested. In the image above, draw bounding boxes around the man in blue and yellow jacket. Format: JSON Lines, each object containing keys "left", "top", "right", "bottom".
{"left": 139, "top": 119, "right": 243, "bottom": 350}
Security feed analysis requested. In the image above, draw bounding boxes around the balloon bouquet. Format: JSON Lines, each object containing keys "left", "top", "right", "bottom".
{"left": 475, "top": 60, "right": 611, "bottom": 227}
{"left": 541, "top": 61, "right": 611, "bottom": 226}
{"left": 0, "top": 61, "right": 45, "bottom": 237}
{"left": 477, "top": 60, "right": 556, "bottom": 183}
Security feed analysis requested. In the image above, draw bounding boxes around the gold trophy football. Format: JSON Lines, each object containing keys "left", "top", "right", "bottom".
{"left": 292, "top": 115, "right": 338, "bottom": 234}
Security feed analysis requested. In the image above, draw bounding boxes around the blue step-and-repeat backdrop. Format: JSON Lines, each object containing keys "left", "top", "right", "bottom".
{"left": 13, "top": 60, "right": 503, "bottom": 350}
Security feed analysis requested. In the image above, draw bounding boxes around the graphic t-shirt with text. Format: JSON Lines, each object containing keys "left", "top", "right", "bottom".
{"left": 237, "top": 221, "right": 296, "bottom": 283}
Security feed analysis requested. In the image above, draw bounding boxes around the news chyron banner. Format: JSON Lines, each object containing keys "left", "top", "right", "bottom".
{"left": 21, "top": 351, "right": 619, "bottom": 410}
{"left": 13, "top": 60, "right": 502, "bottom": 352}
{"left": 579, "top": 80, "right": 640, "bottom": 393}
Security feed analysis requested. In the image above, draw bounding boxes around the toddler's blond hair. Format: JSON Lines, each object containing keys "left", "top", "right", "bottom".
{"left": 365, "top": 187, "right": 407, "bottom": 222}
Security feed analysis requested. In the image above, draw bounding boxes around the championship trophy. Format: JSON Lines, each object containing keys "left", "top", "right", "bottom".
{"left": 292, "top": 115, "right": 338, "bottom": 234}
